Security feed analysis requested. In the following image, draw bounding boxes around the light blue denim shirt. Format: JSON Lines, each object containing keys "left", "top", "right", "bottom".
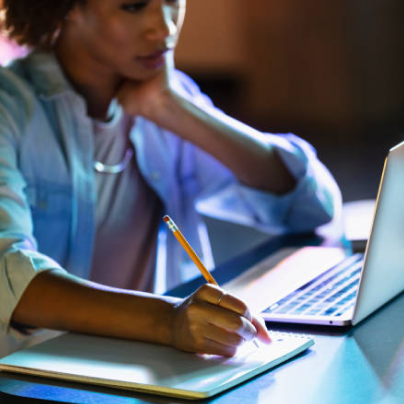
{"left": 0, "top": 51, "right": 342, "bottom": 335}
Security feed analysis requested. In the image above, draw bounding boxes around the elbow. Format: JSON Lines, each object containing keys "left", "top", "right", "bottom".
{"left": 287, "top": 186, "right": 343, "bottom": 233}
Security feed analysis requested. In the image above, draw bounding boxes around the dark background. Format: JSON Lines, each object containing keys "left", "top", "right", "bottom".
{"left": 176, "top": 0, "right": 404, "bottom": 203}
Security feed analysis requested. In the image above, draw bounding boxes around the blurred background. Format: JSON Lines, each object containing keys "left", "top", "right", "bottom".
{"left": 1, "top": 0, "right": 404, "bottom": 262}
{"left": 175, "top": 0, "right": 404, "bottom": 203}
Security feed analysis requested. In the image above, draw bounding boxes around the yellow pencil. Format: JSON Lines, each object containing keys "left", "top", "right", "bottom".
{"left": 163, "top": 215, "right": 261, "bottom": 348}
{"left": 163, "top": 215, "right": 218, "bottom": 286}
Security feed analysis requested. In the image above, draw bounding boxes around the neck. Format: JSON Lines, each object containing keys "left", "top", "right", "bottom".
{"left": 54, "top": 33, "right": 122, "bottom": 120}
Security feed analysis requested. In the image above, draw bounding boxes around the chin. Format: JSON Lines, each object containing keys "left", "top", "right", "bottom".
{"left": 123, "top": 68, "right": 162, "bottom": 82}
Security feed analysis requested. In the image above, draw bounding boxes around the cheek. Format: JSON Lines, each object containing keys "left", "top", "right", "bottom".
{"left": 88, "top": 15, "right": 136, "bottom": 52}
{"left": 101, "top": 25, "right": 133, "bottom": 49}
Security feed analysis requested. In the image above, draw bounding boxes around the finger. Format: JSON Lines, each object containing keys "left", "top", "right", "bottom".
{"left": 218, "top": 293, "right": 252, "bottom": 321}
{"left": 195, "top": 284, "right": 250, "bottom": 318}
{"left": 201, "top": 338, "right": 238, "bottom": 357}
{"left": 252, "top": 315, "right": 272, "bottom": 344}
{"left": 194, "top": 284, "right": 224, "bottom": 305}
{"left": 165, "top": 49, "right": 175, "bottom": 71}
{"left": 202, "top": 322, "right": 246, "bottom": 348}
{"left": 204, "top": 305, "right": 257, "bottom": 341}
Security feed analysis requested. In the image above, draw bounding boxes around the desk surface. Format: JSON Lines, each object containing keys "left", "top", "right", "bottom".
{"left": 1, "top": 234, "right": 403, "bottom": 404}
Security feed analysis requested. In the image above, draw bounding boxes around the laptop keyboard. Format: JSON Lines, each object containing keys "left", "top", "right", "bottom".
{"left": 263, "top": 254, "right": 364, "bottom": 317}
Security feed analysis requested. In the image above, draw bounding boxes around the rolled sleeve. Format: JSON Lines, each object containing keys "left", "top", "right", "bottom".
{"left": 0, "top": 247, "right": 65, "bottom": 334}
{"left": 195, "top": 132, "right": 342, "bottom": 234}
{"left": 274, "top": 133, "right": 342, "bottom": 231}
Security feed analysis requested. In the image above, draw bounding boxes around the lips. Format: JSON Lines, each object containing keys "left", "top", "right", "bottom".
{"left": 136, "top": 49, "right": 169, "bottom": 69}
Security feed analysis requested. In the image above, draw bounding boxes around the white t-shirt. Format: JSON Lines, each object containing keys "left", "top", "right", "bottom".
{"left": 90, "top": 107, "right": 163, "bottom": 291}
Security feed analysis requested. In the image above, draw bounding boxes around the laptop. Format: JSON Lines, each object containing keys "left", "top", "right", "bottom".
{"left": 226, "top": 141, "right": 404, "bottom": 327}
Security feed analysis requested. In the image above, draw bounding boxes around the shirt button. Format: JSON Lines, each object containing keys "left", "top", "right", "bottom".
{"left": 151, "top": 171, "right": 161, "bottom": 181}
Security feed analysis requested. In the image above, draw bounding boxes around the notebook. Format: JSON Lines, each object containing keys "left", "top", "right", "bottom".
{"left": 224, "top": 141, "right": 404, "bottom": 327}
{"left": 0, "top": 331, "right": 313, "bottom": 400}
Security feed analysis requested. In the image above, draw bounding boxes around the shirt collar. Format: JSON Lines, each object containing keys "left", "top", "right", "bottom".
{"left": 17, "top": 51, "right": 74, "bottom": 99}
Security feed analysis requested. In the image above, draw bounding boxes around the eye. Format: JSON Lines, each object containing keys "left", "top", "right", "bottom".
{"left": 121, "top": 1, "right": 148, "bottom": 13}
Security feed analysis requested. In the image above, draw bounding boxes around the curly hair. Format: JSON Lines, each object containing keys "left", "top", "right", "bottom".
{"left": 0, "top": 0, "right": 82, "bottom": 49}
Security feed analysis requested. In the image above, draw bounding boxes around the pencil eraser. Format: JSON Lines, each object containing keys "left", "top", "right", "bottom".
{"left": 163, "top": 215, "right": 170, "bottom": 222}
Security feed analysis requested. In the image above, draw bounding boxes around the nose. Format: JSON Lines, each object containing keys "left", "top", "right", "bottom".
{"left": 145, "top": 5, "right": 178, "bottom": 43}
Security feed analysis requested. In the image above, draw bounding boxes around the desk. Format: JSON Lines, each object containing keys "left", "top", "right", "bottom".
{"left": 1, "top": 234, "right": 403, "bottom": 404}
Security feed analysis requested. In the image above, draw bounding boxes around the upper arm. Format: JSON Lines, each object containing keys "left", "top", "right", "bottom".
{"left": 0, "top": 91, "right": 36, "bottom": 250}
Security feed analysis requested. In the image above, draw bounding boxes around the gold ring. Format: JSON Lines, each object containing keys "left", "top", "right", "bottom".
{"left": 217, "top": 293, "right": 225, "bottom": 306}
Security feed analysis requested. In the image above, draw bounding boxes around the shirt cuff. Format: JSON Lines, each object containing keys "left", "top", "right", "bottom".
{"left": 266, "top": 132, "right": 313, "bottom": 182}
{"left": 195, "top": 134, "right": 313, "bottom": 232}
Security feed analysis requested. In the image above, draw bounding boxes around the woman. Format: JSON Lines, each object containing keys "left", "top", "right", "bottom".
{"left": 0, "top": 0, "right": 341, "bottom": 356}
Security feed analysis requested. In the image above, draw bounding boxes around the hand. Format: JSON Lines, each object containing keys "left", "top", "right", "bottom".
{"left": 116, "top": 50, "right": 176, "bottom": 120}
{"left": 171, "top": 284, "right": 271, "bottom": 357}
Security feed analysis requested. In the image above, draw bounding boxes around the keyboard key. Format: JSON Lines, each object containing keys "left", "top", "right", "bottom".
{"left": 263, "top": 254, "right": 364, "bottom": 316}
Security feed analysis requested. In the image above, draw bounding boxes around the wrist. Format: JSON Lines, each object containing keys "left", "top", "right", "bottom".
{"left": 147, "top": 295, "right": 180, "bottom": 347}
{"left": 141, "top": 87, "right": 181, "bottom": 124}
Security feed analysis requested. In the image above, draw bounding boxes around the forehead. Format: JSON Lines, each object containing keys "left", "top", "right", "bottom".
{"left": 73, "top": 0, "right": 186, "bottom": 20}
{"left": 79, "top": 0, "right": 117, "bottom": 9}
{"left": 76, "top": 0, "right": 128, "bottom": 12}
{"left": 81, "top": 0, "right": 186, "bottom": 7}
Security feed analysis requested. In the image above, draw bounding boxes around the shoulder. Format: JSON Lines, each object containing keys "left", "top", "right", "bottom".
{"left": 0, "top": 58, "right": 38, "bottom": 132}
{"left": 0, "top": 56, "right": 37, "bottom": 102}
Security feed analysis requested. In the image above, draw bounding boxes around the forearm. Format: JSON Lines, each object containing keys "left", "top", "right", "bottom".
{"left": 11, "top": 270, "right": 178, "bottom": 346}
{"left": 10, "top": 270, "right": 271, "bottom": 356}
{"left": 145, "top": 91, "right": 296, "bottom": 194}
